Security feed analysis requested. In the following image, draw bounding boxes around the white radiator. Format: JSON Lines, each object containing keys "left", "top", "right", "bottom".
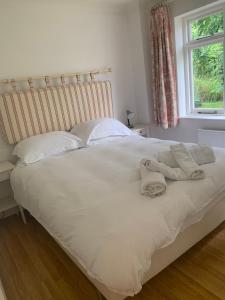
{"left": 197, "top": 129, "right": 225, "bottom": 148}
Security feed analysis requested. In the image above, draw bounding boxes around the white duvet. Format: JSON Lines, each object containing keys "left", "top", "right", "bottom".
{"left": 11, "top": 136, "right": 225, "bottom": 297}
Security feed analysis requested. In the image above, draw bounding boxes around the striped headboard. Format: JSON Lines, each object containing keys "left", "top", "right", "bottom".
{"left": 0, "top": 81, "right": 113, "bottom": 144}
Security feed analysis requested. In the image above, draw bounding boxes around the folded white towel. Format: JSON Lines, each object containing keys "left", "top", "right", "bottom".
{"left": 158, "top": 151, "right": 178, "bottom": 168}
{"left": 158, "top": 144, "right": 215, "bottom": 168}
{"left": 142, "top": 159, "right": 189, "bottom": 181}
{"left": 170, "top": 143, "right": 205, "bottom": 180}
{"left": 140, "top": 161, "right": 167, "bottom": 198}
{"left": 190, "top": 144, "right": 216, "bottom": 165}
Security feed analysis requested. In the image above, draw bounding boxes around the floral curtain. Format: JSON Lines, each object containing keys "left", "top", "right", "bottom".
{"left": 150, "top": 4, "right": 178, "bottom": 128}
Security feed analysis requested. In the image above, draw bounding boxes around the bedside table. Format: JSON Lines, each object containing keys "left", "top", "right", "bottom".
{"left": 131, "top": 123, "right": 150, "bottom": 137}
{"left": 0, "top": 161, "right": 17, "bottom": 218}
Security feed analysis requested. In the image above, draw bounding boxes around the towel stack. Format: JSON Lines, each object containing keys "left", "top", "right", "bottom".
{"left": 140, "top": 143, "right": 215, "bottom": 198}
{"left": 158, "top": 144, "right": 215, "bottom": 168}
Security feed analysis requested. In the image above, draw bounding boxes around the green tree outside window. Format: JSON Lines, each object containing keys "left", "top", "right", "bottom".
{"left": 191, "top": 12, "right": 224, "bottom": 109}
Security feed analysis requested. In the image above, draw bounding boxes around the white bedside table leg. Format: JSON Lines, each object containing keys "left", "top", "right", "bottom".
{"left": 19, "top": 206, "right": 27, "bottom": 224}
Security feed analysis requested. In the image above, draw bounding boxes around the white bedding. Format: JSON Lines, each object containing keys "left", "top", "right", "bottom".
{"left": 11, "top": 136, "right": 225, "bottom": 297}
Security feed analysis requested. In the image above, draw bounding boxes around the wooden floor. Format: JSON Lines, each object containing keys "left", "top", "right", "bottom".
{"left": 1, "top": 216, "right": 225, "bottom": 300}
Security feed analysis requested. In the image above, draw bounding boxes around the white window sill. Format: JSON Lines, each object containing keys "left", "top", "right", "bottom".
{"left": 180, "top": 114, "right": 225, "bottom": 120}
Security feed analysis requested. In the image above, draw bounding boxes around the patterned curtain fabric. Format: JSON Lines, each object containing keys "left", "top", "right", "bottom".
{"left": 150, "top": 4, "right": 178, "bottom": 128}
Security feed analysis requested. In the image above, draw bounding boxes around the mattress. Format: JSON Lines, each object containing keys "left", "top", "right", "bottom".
{"left": 11, "top": 136, "right": 225, "bottom": 298}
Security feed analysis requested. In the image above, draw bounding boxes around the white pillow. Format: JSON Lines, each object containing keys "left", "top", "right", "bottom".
{"left": 70, "top": 118, "right": 135, "bottom": 145}
{"left": 13, "top": 131, "right": 82, "bottom": 164}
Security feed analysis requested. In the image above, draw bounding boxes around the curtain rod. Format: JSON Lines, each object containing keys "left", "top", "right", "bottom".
{"left": 0, "top": 67, "right": 112, "bottom": 85}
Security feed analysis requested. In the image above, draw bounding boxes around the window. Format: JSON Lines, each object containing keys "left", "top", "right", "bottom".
{"left": 175, "top": 4, "right": 225, "bottom": 117}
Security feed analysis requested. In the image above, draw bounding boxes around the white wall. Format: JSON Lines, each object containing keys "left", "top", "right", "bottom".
{"left": 126, "top": 1, "right": 150, "bottom": 124}
{"left": 139, "top": 0, "right": 225, "bottom": 143}
{"left": 170, "top": 0, "right": 218, "bottom": 17}
{"left": 2, "top": 0, "right": 224, "bottom": 155}
{"left": 149, "top": 117, "right": 225, "bottom": 143}
{"left": 0, "top": 0, "right": 144, "bottom": 162}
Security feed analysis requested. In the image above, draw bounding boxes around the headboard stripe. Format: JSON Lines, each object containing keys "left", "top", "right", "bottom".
{"left": 105, "top": 81, "right": 113, "bottom": 117}
{"left": 100, "top": 82, "right": 107, "bottom": 117}
{"left": 103, "top": 82, "right": 109, "bottom": 116}
{"left": 84, "top": 85, "right": 91, "bottom": 120}
{"left": 29, "top": 91, "right": 40, "bottom": 135}
{"left": 31, "top": 91, "right": 41, "bottom": 134}
{"left": 25, "top": 92, "right": 36, "bottom": 135}
{"left": 24, "top": 92, "right": 36, "bottom": 136}
{"left": 69, "top": 85, "right": 79, "bottom": 123}
{"left": 85, "top": 84, "right": 95, "bottom": 119}
{"left": 63, "top": 86, "right": 74, "bottom": 126}
{"left": 78, "top": 84, "right": 88, "bottom": 122}
{"left": 9, "top": 94, "right": 21, "bottom": 141}
{"left": 102, "top": 82, "right": 108, "bottom": 116}
{"left": 56, "top": 87, "right": 67, "bottom": 129}
{"left": 52, "top": 88, "right": 63, "bottom": 130}
{"left": 0, "top": 95, "right": 14, "bottom": 142}
{"left": 92, "top": 83, "right": 99, "bottom": 119}
{"left": 96, "top": 82, "right": 104, "bottom": 118}
{"left": 84, "top": 85, "right": 92, "bottom": 121}
{"left": 0, "top": 80, "right": 113, "bottom": 144}
{"left": 44, "top": 89, "right": 54, "bottom": 131}
{"left": 14, "top": 94, "right": 24, "bottom": 139}
{"left": 12, "top": 94, "right": 25, "bottom": 140}
{"left": 90, "top": 83, "right": 97, "bottom": 119}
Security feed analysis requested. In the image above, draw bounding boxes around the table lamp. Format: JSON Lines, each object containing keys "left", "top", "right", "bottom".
{"left": 126, "top": 110, "right": 135, "bottom": 128}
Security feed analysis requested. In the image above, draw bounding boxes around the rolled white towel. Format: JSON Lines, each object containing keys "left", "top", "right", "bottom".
{"left": 140, "top": 161, "right": 167, "bottom": 197}
{"left": 170, "top": 143, "right": 205, "bottom": 180}
{"left": 158, "top": 144, "right": 215, "bottom": 167}
{"left": 142, "top": 158, "right": 189, "bottom": 181}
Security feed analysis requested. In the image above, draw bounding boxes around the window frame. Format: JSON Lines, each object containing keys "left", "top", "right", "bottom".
{"left": 175, "top": 3, "right": 225, "bottom": 117}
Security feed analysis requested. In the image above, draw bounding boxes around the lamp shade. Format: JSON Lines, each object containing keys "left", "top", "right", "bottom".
{"left": 126, "top": 110, "right": 135, "bottom": 120}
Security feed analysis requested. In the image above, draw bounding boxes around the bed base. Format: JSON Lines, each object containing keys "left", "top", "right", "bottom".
{"left": 18, "top": 205, "right": 106, "bottom": 299}
{"left": 18, "top": 197, "right": 225, "bottom": 300}
{"left": 69, "top": 197, "right": 225, "bottom": 300}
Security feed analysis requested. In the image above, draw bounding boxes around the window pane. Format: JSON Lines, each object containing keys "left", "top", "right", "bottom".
{"left": 193, "top": 42, "right": 224, "bottom": 110}
{"left": 191, "top": 12, "right": 224, "bottom": 40}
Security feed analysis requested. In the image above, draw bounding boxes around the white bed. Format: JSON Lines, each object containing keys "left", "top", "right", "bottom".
{"left": 11, "top": 135, "right": 225, "bottom": 300}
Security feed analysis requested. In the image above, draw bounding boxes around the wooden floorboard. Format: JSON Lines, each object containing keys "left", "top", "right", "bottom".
{"left": 0, "top": 215, "right": 225, "bottom": 300}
